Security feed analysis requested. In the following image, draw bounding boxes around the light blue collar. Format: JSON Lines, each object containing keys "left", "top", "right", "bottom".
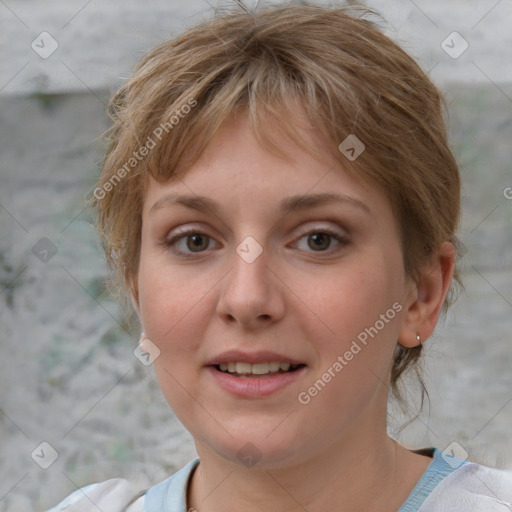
{"left": 397, "top": 447, "right": 469, "bottom": 511}
{"left": 143, "top": 458, "right": 200, "bottom": 512}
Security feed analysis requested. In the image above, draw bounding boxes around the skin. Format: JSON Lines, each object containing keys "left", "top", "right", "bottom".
{"left": 132, "top": 108, "right": 456, "bottom": 512}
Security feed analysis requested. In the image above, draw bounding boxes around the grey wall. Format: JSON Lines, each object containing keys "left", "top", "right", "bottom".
{"left": 1, "top": 1, "right": 511, "bottom": 511}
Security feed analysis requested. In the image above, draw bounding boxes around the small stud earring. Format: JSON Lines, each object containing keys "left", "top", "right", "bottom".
{"left": 416, "top": 334, "right": 421, "bottom": 343}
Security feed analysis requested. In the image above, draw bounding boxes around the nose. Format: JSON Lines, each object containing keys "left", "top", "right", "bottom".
{"left": 216, "top": 245, "right": 286, "bottom": 330}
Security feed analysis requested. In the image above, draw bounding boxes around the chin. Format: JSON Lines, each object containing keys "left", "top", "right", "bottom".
{"left": 196, "top": 425, "right": 311, "bottom": 471}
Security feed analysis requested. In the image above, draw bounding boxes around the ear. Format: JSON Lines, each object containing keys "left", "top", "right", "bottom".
{"left": 398, "top": 242, "right": 456, "bottom": 347}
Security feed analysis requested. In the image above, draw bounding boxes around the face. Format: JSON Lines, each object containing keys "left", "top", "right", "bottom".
{"left": 136, "top": 109, "right": 414, "bottom": 469}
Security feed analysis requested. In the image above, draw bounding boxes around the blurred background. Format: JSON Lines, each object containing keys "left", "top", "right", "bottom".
{"left": 0, "top": 0, "right": 511, "bottom": 510}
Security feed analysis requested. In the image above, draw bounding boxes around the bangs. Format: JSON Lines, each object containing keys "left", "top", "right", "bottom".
{"left": 137, "top": 55, "right": 350, "bottom": 186}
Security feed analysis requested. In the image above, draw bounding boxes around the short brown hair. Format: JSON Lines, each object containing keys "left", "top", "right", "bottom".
{"left": 92, "top": 3, "right": 461, "bottom": 399}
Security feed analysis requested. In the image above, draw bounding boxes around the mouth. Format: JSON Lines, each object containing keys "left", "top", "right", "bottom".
{"left": 213, "top": 361, "right": 306, "bottom": 378}
{"left": 206, "top": 350, "right": 307, "bottom": 397}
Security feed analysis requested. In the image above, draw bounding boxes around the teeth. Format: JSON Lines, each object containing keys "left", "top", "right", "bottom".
{"left": 235, "top": 362, "right": 252, "bottom": 374}
{"left": 269, "top": 362, "right": 280, "bottom": 372}
{"left": 217, "top": 361, "right": 299, "bottom": 376}
{"left": 251, "top": 363, "right": 270, "bottom": 375}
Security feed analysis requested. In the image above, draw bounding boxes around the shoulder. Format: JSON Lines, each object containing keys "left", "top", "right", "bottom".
{"left": 143, "top": 458, "right": 200, "bottom": 510}
{"left": 46, "top": 459, "right": 200, "bottom": 512}
{"left": 46, "top": 478, "right": 145, "bottom": 512}
{"left": 420, "top": 460, "right": 512, "bottom": 511}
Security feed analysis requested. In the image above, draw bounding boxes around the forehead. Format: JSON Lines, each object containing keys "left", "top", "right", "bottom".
{"left": 142, "top": 110, "right": 394, "bottom": 230}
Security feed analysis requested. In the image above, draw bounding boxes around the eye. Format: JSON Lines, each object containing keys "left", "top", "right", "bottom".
{"left": 293, "top": 229, "right": 347, "bottom": 253}
{"left": 165, "top": 230, "right": 218, "bottom": 255}
{"left": 164, "top": 227, "right": 347, "bottom": 256}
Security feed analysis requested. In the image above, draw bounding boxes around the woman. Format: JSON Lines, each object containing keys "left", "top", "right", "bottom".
{"left": 49, "top": 3, "right": 512, "bottom": 511}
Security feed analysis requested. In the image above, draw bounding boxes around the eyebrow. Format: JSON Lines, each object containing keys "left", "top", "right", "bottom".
{"left": 149, "top": 192, "right": 371, "bottom": 216}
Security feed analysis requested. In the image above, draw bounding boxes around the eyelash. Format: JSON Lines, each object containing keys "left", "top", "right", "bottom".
{"left": 164, "top": 227, "right": 348, "bottom": 257}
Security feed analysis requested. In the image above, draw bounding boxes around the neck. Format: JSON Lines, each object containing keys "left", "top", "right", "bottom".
{"left": 187, "top": 426, "right": 430, "bottom": 512}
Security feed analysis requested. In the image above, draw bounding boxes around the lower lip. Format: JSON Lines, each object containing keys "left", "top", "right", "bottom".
{"left": 206, "top": 366, "right": 307, "bottom": 398}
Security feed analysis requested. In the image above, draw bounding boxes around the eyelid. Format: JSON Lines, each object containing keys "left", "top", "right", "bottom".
{"left": 293, "top": 222, "right": 347, "bottom": 238}
{"left": 166, "top": 224, "right": 211, "bottom": 239}
{"left": 291, "top": 222, "right": 349, "bottom": 244}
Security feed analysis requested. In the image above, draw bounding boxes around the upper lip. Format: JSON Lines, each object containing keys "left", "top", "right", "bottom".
{"left": 206, "top": 350, "right": 305, "bottom": 366}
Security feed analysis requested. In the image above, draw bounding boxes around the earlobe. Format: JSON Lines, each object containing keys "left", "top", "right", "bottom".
{"left": 398, "top": 242, "right": 456, "bottom": 348}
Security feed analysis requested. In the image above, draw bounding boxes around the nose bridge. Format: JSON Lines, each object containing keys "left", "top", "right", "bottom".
{"left": 227, "top": 240, "right": 271, "bottom": 303}
{"left": 216, "top": 238, "right": 284, "bottom": 326}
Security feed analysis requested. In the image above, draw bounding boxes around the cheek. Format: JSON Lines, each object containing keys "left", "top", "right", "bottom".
{"left": 136, "top": 254, "right": 208, "bottom": 411}
{"left": 137, "top": 249, "right": 201, "bottom": 348}
{"left": 293, "top": 267, "right": 404, "bottom": 422}
{"left": 293, "top": 255, "right": 404, "bottom": 378}
{"left": 303, "top": 262, "right": 401, "bottom": 333}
